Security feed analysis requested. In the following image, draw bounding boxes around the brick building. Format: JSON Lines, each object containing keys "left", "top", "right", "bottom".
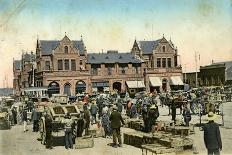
{"left": 131, "top": 36, "right": 183, "bottom": 92}
{"left": 13, "top": 59, "right": 21, "bottom": 96}
{"left": 13, "top": 35, "right": 183, "bottom": 96}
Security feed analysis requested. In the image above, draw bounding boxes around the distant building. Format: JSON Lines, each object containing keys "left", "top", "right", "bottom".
{"left": 13, "top": 59, "right": 21, "bottom": 96}
{"left": 183, "top": 61, "right": 232, "bottom": 88}
{"left": 13, "top": 52, "right": 35, "bottom": 96}
{"left": 199, "top": 61, "right": 232, "bottom": 86}
{"left": 183, "top": 72, "right": 200, "bottom": 88}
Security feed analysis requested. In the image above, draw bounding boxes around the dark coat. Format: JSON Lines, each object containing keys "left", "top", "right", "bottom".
{"left": 31, "top": 109, "right": 40, "bottom": 121}
{"left": 110, "top": 110, "right": 124, "bottom": 129}
{"left": 22, "top": 110, "right": 27, "bottom": 121}
{"left": 90, "top": 104, "right": 98, "bottom": 115}
{"left": 83, "top": 109, "right": 90, "bottom": 124}
{"left": 45, "top": 114, "right": 53, "bottom": 133}
{"left": 203, "top": 121, "right": 222, "bottom": 150}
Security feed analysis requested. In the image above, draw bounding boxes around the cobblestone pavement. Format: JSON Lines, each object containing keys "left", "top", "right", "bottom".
{"left": 0, "top": 102, "right": 232, "bottom": 155}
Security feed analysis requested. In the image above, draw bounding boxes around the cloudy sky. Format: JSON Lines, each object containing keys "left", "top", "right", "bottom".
{"left": 0, "top": 0, "right": 231, "bottom": 88}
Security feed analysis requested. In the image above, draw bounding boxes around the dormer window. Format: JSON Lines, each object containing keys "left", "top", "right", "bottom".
{"left": 64, "top": 46, "right": 68, "bottom": 53}
{"left": 119, "top": 55, "right": 122, "bottom": 59}
{"left": 162, "top": 46, "right": 165, "bottom": 52}
{"left": 105, "top": 56, "right": 109, "bottom": 59}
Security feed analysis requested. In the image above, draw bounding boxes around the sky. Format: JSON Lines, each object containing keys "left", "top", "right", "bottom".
{"left": 0, "top": 0, "right": 231, "bottom": 88}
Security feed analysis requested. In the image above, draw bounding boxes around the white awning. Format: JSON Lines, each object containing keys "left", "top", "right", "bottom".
{"left": 126, "top": 80, "right": 145, "bottom": 88}
{"left": 149, "top": 77, "right": 162, "bottom": 87}
{"left": 170, "top": 76, "right": 184, "bottom": 85}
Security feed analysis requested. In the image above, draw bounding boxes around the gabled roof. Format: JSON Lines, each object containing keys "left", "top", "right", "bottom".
{"left": 138, "top": 39, "right": 161, "bottom": 54}
{"left": 73, "top": 41, "right": 85, "bottom": 56}
{"left": 40, "top": 40, "right": 86, "bottom": 56}
{"left": 14, "top": 60, "right": 21, "bottom": 70}
{"left": 40, "top": 40, "right": 60, "bottom": 55}
{"left": 87, "top": 52, "right": 144, "bottom": 64}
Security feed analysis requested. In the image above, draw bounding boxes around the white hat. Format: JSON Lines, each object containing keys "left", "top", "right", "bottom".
{"left": 207, "top": 112, "right": 217, "bottom": 121}
{"left": 150, "top": 105, "right": 157, "bottom": 109}
{"left": 112, "top": 105, "right": 118, "bottom": 110}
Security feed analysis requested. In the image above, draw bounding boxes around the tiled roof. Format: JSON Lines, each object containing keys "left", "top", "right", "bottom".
{"left": 40, "top": 40, "right": 59, "bottom": 55}
{"left": 14, "top": 60, "right": 21, "bottom": 70}
{"left": 138, "top": 39, "right": 161, "bottom": 54}
{"left": 87, "top": 52, "right": 143, "bottom": 64}
{"left": 40, "top": 40, "right": 85, "bottom": 56}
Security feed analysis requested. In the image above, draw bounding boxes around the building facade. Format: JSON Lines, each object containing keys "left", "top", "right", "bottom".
{"left": 13, "top": 59, "right": 21, "bottom": 96}
{"left": 131, "top": 36, "right": 183, "bottom": 92}
{"left": 13, "top": 35, "right": 183, "bottom": 96}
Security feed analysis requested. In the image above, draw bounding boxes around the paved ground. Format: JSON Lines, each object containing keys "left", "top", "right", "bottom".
{"left": 0, "top": 102, "right": 232, "bottom": 155}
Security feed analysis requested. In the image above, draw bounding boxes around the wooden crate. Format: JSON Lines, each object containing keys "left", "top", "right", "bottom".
{"left": 75, "top": 135, "right": 94, "bottom": 149}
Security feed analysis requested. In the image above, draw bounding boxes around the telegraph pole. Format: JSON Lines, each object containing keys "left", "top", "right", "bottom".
{"left": 195, "top": 52, "right": 198, "bottom": 88}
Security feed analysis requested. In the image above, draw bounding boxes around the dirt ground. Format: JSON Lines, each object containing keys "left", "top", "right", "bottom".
{"left": 0, "top": 102, "right": 232, "bottom": 155}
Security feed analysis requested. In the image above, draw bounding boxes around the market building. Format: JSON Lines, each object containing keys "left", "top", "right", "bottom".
{"left": 13, "top": 35, "right": 183, "bottom": 96}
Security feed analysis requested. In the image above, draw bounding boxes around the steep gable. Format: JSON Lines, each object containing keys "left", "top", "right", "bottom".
{"left": 138, "top": 39, "right": 161, "bottom": 55}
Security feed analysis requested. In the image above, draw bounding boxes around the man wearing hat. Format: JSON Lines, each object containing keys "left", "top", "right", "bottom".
{"left": 148, "top": 104, "right": 159, "bottom": 132}
{"left": 109, "top": 105, "right": 125, "bottom": 148}
{"left": 62, "top": 112, "right": 74, "bottom": 149}
{"left": 22, "top": 107, "right": 28, "bottom": 132}
{"left": 203, "top": 112, "right": 222, "bottom": 155}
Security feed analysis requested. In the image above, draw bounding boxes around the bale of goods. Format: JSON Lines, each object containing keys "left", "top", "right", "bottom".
{"left": 170, "top": 137, "right": 193, "bottom": 151}
{"left": 142, "top": 144, "right": 176, "bottom": 155}
{"left": 75, "top": 135, "right": 94, "bottom": 149}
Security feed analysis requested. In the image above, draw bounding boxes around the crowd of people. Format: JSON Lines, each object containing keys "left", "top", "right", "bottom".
{"left": 6, "top": 87, "right": 225, "bottom": 154}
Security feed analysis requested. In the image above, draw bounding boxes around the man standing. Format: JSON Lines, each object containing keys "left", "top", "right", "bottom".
{"left": 142, "top": 104, "right": 149, "bottom": 133}
{"left": 22, "top": 107, "right": 28, "bottom": 132}
{"left": 171, "top": 103, "right": 176, "bottom": 124}
{"left": 83, "top": 104, "right": 90, "bottom": 135}
{"left": 90, "top": 100, "right": 98, "bottom": 124}
{"left": 11, "top": 106, "right": 17, "bottom": 125}
{"left": 109, "top": 105, "right": 125, "bottom": 148}
{"left": 62, "top": 112, "right": 74, "bottom": 149}
{"left": 45, "top": 111, "right": 53, "bottom": 149}
{"left": 203, "top": 112, "right": 222, "bottom": 155}
{"left": 31, "top": 106, "right": 40, "bottom": 132}
{"left": 182, "top": 104, "right": 191, "bottom": 126}
{"left": 148, "top": 104, "right": 159, "bottom": 132}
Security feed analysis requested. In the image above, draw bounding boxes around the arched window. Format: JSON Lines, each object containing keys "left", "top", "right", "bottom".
{"left": 162, "top": 46, "right": 165, "bottom": 52}
{"left": 64, "top": 46, "right": 68, "bottom": 53}
{"left": 64, "top": 83, "right": 71, "bottom": 96}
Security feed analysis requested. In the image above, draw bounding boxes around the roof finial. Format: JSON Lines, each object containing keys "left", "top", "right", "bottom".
{"left": 135, "top": 36, "right": 137, "bottom": 41}
{"left": 65, "top": 32, "right": 67, "bottom": 36}
{"left": 163, "top": 34, "right": 164, "bottom": 38}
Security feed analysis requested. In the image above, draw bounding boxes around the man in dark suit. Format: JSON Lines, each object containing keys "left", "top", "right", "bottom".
{"left": 110, "top": 105, "right": 125, "bottom": 148}
{"left": 203, "top": 112, "right": 222, "bottom": 155}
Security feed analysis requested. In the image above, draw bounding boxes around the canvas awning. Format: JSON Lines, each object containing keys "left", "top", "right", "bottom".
{"left": 126, "top": 80, "right": 145, "bottom": 88}
{"left": 170, "top": 76, "right": 184, "bottom": 85}
{"left": 149, "top": 77, "right": 162, "bottom": 87}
